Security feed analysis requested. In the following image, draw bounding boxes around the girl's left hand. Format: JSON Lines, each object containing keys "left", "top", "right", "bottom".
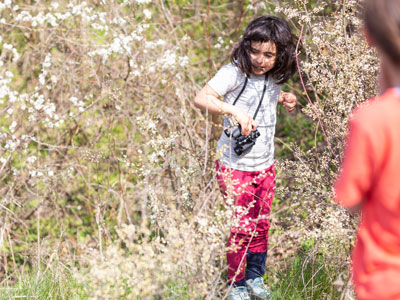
{"left": 279, "top": 92, "right": 297, "bottom": 112}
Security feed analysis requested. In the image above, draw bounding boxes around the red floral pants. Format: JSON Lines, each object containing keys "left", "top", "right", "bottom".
{"left": 216, "top": 160, "right": 275, "bottom": 284}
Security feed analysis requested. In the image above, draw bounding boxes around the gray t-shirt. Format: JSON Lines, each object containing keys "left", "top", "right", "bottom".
{"left": 208, "top": 63, "right": 281, "bottom": 171}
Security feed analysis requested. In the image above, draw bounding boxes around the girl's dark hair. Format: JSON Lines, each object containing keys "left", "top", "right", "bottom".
{"left": 364, "top": 0, "right": 400, "bottom": 65}
{"left": 231, "top": 16, "right": 297, "bottom": 84}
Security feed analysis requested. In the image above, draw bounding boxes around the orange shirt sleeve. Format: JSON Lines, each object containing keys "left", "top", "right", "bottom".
{"left": 335, "top": 116, "right": 374, "bottom": 208}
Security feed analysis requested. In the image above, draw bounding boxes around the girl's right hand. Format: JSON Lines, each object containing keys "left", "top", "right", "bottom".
{"left": 232, "top": 107, "right": 258, "bottom": 136}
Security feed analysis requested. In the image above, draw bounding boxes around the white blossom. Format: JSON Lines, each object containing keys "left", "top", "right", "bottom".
{"left": 9, "top": 121, "right": 17, "bottom": 132}
{"left": 143, "top": 9, "right": 152, "bottom": 19}
{"left": 27, "top": 155, "right": 37, "bottom": 164}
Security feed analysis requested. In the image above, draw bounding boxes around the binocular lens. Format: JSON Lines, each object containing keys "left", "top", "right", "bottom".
{"left": 234, "top": 140, "right": 255, "bottom": 156}
{"left": 224, "top": 126, "right": 260, "bottom": 156}
{"left": 224, "top": 125, "right": 242, "bottom": 139}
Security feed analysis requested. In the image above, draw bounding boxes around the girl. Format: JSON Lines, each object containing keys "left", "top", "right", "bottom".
{"left": 194, "top": 16, "right": 297, "bottom": 300}
{"left": 335, "top": 1, "right": 400, "bottom": 300}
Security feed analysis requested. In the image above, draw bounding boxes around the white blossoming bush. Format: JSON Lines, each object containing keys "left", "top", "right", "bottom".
{"left": 272, "top": 0, "right": 378, "bottom": 263}
{"left": 0, "top": 0, "right": 378, "bottom": 299}
{"left": 0, "top": 1, "right": 241, "bottom": 298}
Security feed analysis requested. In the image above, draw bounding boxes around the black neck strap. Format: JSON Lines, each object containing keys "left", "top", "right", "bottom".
{"left": 231, "top": 73, "right": 268, "bottom": 120}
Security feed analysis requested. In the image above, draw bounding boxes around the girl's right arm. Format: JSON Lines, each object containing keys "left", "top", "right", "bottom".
{"left": 193, "top": 84, "right": 257, "bottom": 136}
{"left": 193, "top": 84, "right": 236, "bottom": 115}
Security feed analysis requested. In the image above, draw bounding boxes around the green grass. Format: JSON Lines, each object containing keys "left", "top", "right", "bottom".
{"left": 0, "top": 268, "right": 87, "bottom": 300}
{"left": 158, "top": 246, "right": 344, "bottom": 299}
{"left": 268, "top": 247, "right": 342, "bottom": 300}
{"left": 0, "top": 247, "right": 344, "bottom": 300}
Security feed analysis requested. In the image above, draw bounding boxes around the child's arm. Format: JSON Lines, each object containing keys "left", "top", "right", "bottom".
{"left": 278, "top": 91, "right": 297, "bottom": 112}
{"left": 193, "top": 84, "right": 258, "bottom": 136}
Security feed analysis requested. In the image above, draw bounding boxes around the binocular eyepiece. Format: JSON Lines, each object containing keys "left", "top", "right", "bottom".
{"left": 224, "top": 125, "right": 260, "bottom": 156}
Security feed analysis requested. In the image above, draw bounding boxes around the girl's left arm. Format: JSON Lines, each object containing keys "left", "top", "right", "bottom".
{"left": 278, "top": 91, "right": 297, "bottom": 112}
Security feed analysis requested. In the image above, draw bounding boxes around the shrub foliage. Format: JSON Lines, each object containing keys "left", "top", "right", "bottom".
{"left": 0, "top": 0, "right": 377, "bottom": 298}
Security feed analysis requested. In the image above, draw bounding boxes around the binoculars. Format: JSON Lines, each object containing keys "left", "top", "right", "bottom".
{"left": 224, "top": 124, "right": 260, "bottom": 156}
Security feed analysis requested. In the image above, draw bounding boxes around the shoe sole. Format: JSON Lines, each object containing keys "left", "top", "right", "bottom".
{"left": 250, "top": 294, "right": 271, "bottom": 300}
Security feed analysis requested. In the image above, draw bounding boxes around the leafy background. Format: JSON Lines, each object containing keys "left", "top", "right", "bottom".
{"left": 0, "top": 0, "right": 378, "bottom": 299}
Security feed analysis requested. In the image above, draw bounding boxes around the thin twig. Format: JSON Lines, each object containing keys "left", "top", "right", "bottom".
{"left": 296, "top": 24, "right": 334, "bottom": 155}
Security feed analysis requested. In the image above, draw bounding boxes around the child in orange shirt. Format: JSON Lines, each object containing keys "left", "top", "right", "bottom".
{"left": 334, "top": 1, "right": 400, "bottom": 299}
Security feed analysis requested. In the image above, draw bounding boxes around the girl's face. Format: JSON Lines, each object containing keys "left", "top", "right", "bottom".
{"left": 249, "top": 41, "right": 277, "bottom": 75}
